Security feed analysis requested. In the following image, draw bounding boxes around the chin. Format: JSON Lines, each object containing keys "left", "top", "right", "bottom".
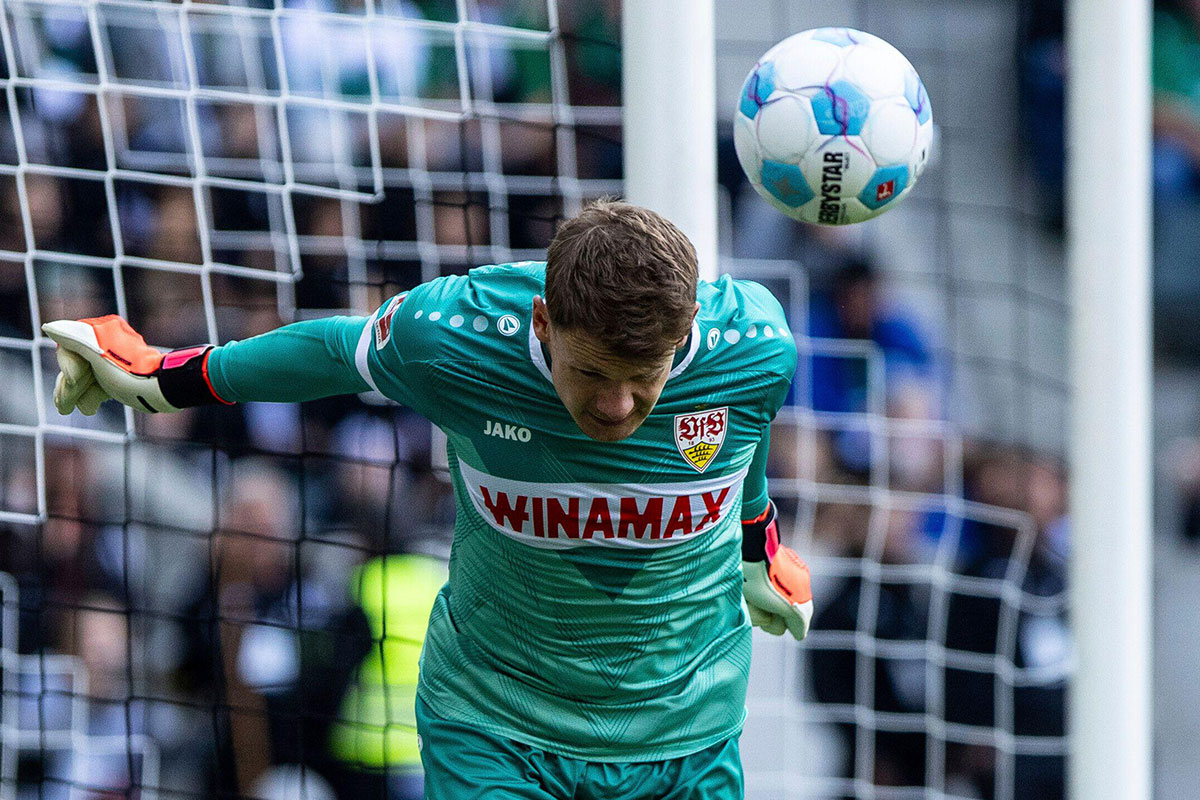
{"left": 579, "top": 415, "right": 643, "bottom": 442}
{"left": 583, "top": 426, "right": 635, "bottom": 442}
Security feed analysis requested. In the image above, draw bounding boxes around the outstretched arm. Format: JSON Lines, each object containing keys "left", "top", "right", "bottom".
{"left": 206, "top": 317, "right": 370, "bottom": 403}
{"left": 43, "top": 314, "right": 372, "bottom": 415}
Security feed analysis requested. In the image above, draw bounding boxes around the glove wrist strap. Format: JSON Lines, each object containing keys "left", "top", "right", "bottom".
{"left": 741, "top": 500, "right": 780, "bottom": 563}
{"left": 156, "top": 346, "right": 233, "bottom": 408}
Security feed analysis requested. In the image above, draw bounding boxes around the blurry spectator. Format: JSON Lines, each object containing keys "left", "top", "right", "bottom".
{"left": 1153, "top": 0, "right": 1200, "bottom": 199}
{"left": 175, "top": 461, "right": 370, "bottom": 797}
{"left": 281, "top": 0, "right": 429, "bottom": 163}
{"left": 326, "top": 412, "right": 414, "bottom": 540}
{"left": 11, "top": 444, "right": 135, "bottom": 651}
{"left": 810, "top": 443, "right": 1067, "bottom": 798}
{"left": 416, "top": 0, "right": 618, "bottom": 107}
{"left": 943, "top": 445, "right": 1068, "bottom": 800}
{"left": 1163, "top": 432, "right": 1200, "bottom": 544}
{"left": 1017, "top": 0, "right": 1200, "bottom": 216}
{"left": 326, "top": 551, "right": 447, "bottom": 799}
{"left": 1016, "top": 0, "right": 1200, "bottom": 215}
{"left": 808, "top": 258, "right": 940, "bottom": 479}
{"left": 282, "top": 0, "right": 428, "bottom": 101}
{"left": 60, "top": 594, "right": 151, "bottom": 795}
{"left": 1149, "top": 1, "right": 1200, "bottom": 356}
{"left": 7, "top": 592, "right": 153, "bottom": 800}
{"left": 1017, "top": 0, "right": 1066, "bottom": 228}
{"left": 295, "top": 198, "right": 352, "bottom": 312}
{"left": 810, "top": 502, "right": 930, "bottom": 793}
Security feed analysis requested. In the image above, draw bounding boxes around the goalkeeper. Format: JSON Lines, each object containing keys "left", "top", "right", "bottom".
{"left": 45, "top": 200, "right": 813, "bottom": 799}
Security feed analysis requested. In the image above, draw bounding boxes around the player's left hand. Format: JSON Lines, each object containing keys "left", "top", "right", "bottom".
{"left": 741, "top": 502, "right": 813, "bottom": 641}
{"left": 742, "top": 550, "right": 813, "bottom": 640}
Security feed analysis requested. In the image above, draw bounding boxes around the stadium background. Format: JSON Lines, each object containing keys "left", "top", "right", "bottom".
{"left": 0, "top": 0, "right": 1194, "bottom": 798}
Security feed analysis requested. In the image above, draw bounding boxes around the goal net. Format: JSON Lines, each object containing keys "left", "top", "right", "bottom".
{"left": 0, "top": 1, "right": 1069, "bottom": 799}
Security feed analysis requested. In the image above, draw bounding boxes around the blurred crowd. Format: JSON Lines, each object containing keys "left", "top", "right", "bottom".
{"left": 0, "top": 1, "right": 1073, "bottom": 799}
{"left": 1017, "top": 0, "right": 1200, "bottom": 547}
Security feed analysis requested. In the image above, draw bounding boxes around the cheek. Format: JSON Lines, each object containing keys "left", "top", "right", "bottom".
{"left": 633, "top": 386, "right": 663, "bottom": 413}
{"left": 564, "top": 386, "right": 588, "bottom": 412}
{"left": 553, "top": 373, "right": 589, "bottom": 412}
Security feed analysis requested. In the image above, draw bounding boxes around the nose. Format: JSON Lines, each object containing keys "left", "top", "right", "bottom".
{"left": 592, "top": 386, "right": 635, "bottom": 422}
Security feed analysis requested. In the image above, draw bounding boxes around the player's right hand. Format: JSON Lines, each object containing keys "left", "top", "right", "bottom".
{"left": 42, "top": 316, "right": 224, "bottom": 415}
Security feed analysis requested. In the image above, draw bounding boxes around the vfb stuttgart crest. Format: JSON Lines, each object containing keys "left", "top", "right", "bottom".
{"left": 674, "top": 407, "right": 728, "bottom": 473}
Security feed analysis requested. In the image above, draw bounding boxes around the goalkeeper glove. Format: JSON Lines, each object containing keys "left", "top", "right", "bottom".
{"left": 742, "top": 501, "right": 813, "bottom": 640}
{"left": 42, "top": 315, "right": 230, "bottom": 415}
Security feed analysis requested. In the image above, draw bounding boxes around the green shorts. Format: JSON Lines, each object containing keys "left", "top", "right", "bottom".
{"left": 415, "top": 696, "right": 744, "bottom": 800}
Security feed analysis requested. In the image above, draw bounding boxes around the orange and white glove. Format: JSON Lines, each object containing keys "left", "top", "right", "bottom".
{"left": 741, "top": 501, "right": 813, "bottom": 640}
{"left": 42, "top": 315, "right": 229, "bottom": 415}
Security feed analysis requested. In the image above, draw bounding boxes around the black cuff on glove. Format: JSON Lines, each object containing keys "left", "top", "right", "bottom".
{"left": 156, "top": 346, "right": 231, "bottom": 408}
{"left": 741, "top": 501, "right": 778, "bottom": 563}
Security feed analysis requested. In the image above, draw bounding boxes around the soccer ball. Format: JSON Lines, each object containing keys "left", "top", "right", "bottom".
{"left": 733, "top": 28, "right": 933, "bottom": 225}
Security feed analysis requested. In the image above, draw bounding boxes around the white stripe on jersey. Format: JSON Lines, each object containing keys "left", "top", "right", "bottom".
{"left": 354, "top": 316, "right": 380, "bottom": 393}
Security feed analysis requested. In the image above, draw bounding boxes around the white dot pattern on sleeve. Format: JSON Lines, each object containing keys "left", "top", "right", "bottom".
{"left": 473, "top": 316, "right": 489, "bottom": 332}
{"left": 428, "top": 311, "right": 442, "bottom": 322}
{"left": 449, "top": 314, "right": 464, "bottom": 328}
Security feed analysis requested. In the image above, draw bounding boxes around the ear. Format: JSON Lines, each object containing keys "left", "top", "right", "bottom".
{"left": 675, "top": 301, "right": 700, "bottom": 348}
{"left": 532, "top": 296, "right": 552, "bottom": 344}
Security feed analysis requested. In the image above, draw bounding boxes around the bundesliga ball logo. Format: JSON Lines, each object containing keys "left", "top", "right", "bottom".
{"left": 734, "top": 27, "right": 933, "bottom": 225}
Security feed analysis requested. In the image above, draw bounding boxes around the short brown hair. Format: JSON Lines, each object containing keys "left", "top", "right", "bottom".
{"left": 545, "top": 200, "right": 698, "bottom": 362}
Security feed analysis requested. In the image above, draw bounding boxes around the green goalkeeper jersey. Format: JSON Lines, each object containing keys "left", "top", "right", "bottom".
{"left": 207, "top": 262, "right": 797, "bottom": 762}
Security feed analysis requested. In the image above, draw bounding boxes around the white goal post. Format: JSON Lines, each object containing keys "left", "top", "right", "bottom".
{"left": 1066, "top": 0, "right": 1153, "bottom": 799}
{"left": 621, "top": 0, "right": 718, "bottom": 281}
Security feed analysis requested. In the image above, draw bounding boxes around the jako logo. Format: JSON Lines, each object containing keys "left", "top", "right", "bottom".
{"left": 485, "top": 420, "right": 532, "bottom": 442}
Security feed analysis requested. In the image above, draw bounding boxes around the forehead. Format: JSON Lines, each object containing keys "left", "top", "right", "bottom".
{"left": 557, "top": 328, "right": 670, "bottom": 375}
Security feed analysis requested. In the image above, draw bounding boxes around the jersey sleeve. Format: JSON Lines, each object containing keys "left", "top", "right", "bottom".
{"left": 356, "top": 273, "right": 500, "bottom": 427}
{"left": 741, "top": 340, "right": 793, "bottom": 518}
{"left": 206, "top": 274, "right": 484, "bottom": 424}
{"left": 206, "top": 316, "right": 372, "bottom": 403}
{"left": 741, "top": 422, "right": 773, "bottom": 519}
